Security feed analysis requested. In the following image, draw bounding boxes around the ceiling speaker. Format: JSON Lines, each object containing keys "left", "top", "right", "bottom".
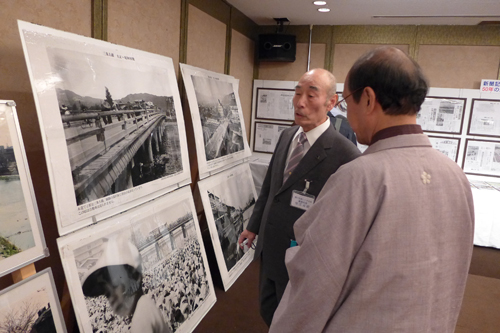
{"left": 258, "top": 34, "right": 296, "bottom": 62}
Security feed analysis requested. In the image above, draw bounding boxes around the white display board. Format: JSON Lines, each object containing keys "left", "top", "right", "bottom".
{"left": 198, "top": 163, "right": 257, "bottom": 290}
{"left": 57, "top": 186, "right": 215, "bottom": 333}
{"left": 0, "top": 268, "right": 67, "bottom": 332}
{"left": 18, "top": 21, "right": 191, "bottom": 236}
{"left": 180, "top": 64, "right": 251, "bottom": 179}
{"left": 0, "top": 101, "right": 47, "bottom": 277}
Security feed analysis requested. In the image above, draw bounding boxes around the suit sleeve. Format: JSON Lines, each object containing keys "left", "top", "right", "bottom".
{"left": 246, "top": 131, "right": 286, "bottom": 234}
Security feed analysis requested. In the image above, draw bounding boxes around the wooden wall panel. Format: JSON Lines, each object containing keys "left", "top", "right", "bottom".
{"left": 258, "top": 43, "right": 326, "bottom": 81}
{"left": 332, "top": 44, "right": 409, "bottom": 83}
{"left": 230, "top": 30, "right": 255, "bottom": 142}
{"left": 107, "top": 0, "right": 181, "bottom": 74}
{"left": 187, "top": 5, "right": 226, "bottom": 73}
{"left": 417, "top": 45, "right": 500, "bottom": 89}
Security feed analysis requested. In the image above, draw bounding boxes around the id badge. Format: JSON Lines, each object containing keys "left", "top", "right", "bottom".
{"left": 290, "top": 190, "right": 315, "bottom": 211}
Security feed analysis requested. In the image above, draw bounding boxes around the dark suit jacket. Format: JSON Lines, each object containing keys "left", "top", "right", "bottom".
{"left": 247, "top": 123, "right": 361, "bottom": 283}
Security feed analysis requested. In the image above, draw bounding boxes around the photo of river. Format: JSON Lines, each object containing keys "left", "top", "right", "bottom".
{"left": 0, "top": 177, "right": 35, "bottom": 259}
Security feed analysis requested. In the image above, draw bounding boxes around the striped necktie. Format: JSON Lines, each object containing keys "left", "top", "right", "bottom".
{"left": 283, "top": 132, "right": 307, "bottom": 183}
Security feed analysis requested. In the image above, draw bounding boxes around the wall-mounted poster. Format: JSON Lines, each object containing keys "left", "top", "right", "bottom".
{"left": 417, "top": 97, "right": 465, "bottom": 134}
{"left": 0, "top": 268, "right": 67, "bottom": 332}
{"left": 180, "top": 64, "right": 251, "bottom": 179}
{"left": 255, "top": 88, "right": 295, "bottom": 121}
{"left": 468, "top": 99, "right": 500, "bottom": 137}
{"left": 427, "top": 136, "right": 460, "bottom": 163}
{"left": 253, "top": 122, "right": 291, "bottom": 154}
{"left": 57, "top": 186, "right": 215, "bottom": 333}
{"left": 198, "top": 163, "right": 257, "bottom": 290}
{"left": 18, "top": 21, "right": 190, "bottom": 236}
{"left": 0, "top": 101, "right": 47, "bottom": 277}
{"left": 463, "top": 139, "right": 500, "bottom": 177}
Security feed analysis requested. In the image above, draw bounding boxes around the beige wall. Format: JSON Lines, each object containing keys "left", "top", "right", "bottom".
{"left": 332, "top": 44, "right": 410, "bottom": 83}
{"left": 187, "top": 5, "right": 226, "bottom": 73}
{"left": 418, "top": 45, "right": 500, "bottom": 89}
{"left": 108, "top": 0, "right": 181, "bottom": 74}
{"left": 230, "top": 30, "right": 255, "bottom": 141}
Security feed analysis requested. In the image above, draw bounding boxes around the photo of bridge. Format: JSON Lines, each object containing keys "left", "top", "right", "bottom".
{"left": 191, "top": 75, "right": 245, "bottom": 161}
{"left": 46, "top": 47, "right": 185, "bottom": 206}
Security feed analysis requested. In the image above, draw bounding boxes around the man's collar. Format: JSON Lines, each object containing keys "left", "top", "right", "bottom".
{"left": 370, "top": 124, "right": 423, "bottom": 145}
{"left": 298, "top": 117, "right": 330, "bottom": 147}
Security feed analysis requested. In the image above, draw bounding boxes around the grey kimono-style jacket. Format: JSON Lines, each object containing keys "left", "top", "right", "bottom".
{"left": 270, "top": 133, "right": 474, "bottom": 333}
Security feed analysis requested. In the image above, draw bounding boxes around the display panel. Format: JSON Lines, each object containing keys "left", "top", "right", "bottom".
{"left": 255, "top": 88, "right": 295, "bottom": 121}
{"left": 197, "top": 163, "right": 257, "bottom": 290}
{"left": 253, "top": 122, "right": 291, "bottom": 154}
{"left": 0, "top": 268, "right": 67, "bottom": 332}
{"left": 468, "top": 99, "right": 500, "bottom": 137}
{"left": 180, "top": 64, "right": 251, "bottom": 179}
{"left": 427, "top": 136, "right": 460, "bottom": 162}
{"left": 0, "top": 101, "right": 47, "bottom": 277}
{"left": 18, "top": 21, "right": 191, "bottom": 235}
{"left": 417, "top": 96, "right": 466, "bottom": 134}
{"left": 57, "top": 186, "right": 215, "bottom": 333}
{"left": 463, "top": 139, "right": 500, "bottom": 177}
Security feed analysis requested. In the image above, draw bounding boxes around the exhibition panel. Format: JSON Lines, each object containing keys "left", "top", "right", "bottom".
{"left": 18, "top": 21, "right": 191, "bottom": 236}
{"left": 0, "top": 101, "right": 47, "bottom": 278}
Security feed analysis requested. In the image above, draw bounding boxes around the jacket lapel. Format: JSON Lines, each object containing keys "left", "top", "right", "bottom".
{"left": 273, "top": 127, "right": 299, "bottom": 187}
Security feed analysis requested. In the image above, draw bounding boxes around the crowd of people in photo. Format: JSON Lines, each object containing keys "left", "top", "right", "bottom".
{"left": 84, "top": 237, "right": 210, "bottom": 332}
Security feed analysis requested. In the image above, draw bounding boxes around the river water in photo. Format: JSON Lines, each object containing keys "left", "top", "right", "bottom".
{"left": 0, "top": 178, "right": 35, "bottom": 258}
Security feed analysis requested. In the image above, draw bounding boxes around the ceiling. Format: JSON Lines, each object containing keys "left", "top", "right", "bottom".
{"left": 225, "top": 0, "right": 500, "bottom": 26}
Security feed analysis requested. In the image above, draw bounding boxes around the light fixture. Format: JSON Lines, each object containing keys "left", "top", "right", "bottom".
{"left": 313, "top": 1, "right": 327, "bottom": 5}
{"left": 318, "top": 8, "right": 330, "bottom": 12}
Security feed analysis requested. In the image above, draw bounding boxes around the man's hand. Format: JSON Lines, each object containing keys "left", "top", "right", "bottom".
{"left": 238, "top": 229, "right": 256, "bottom": 249}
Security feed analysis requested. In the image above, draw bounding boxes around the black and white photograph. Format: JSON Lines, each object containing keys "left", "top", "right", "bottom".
{"left": 468, "top": 99, "right": 500, "bottom": 137}
{"left": 427, "top": 136, "right": 460, "bottom": 162}
{"left": 416, "top": 97, "right": 465, "bottom": 134}
{"left": 18, "top": 21, "right": 190, "bottom": 236}
{"left": 0, "top": 101, "right": 47, "bottom": 277}
{"left": 0, "top": 268, "right": 67, "bottom": 332}
{"left": 463, "top": 139, "right": 500, "bottom": 177}
{"left": 198, "top": 163, "right": 257, "bottom": 290}
{"left": 180, "top": 64, "right": 251, "bottom": 179}
{"left": 57, "top": 186, "right": 216, "bottom": 333}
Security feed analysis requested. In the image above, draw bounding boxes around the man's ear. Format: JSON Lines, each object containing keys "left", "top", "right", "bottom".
{"left": 364, "top": 87, "right": 377, "bottom": 113}
{"left": 326, "top": 93, "right": 338, "bottom": 110}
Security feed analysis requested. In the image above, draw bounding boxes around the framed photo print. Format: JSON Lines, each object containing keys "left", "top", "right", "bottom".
{"left": 253, "top": 122, "right": 291, "bottom": 154}
{"left": 427, "top": 136, "right": 460, "bottom": 163}
{"left": 417, "top": 96, "right": 466, "bottom": 134}
{"left": 57, "top": 186, "right": 215, "bottom": 333}
{"left": 467, "top": 99, "right": 500, "bottom": 137}
{"left": 0, "top": 101, "right": 47, "bottom": 277}
{"left": 255, "top": 88, "right": 295, "bottom": 121}
{"left": 18, "top": 21, "right": 191, "bottom": 236}
{"left": 197, "top": 163, "right": 257, "bottom": 290}
{"left": 0, "top": 268, "right": 67, "bottom": 332}
{"left": 180, "top": 64, "right": 251, "bottom": 179}
{"left": 462, "top": 139, "right": 500, "bottom": 177}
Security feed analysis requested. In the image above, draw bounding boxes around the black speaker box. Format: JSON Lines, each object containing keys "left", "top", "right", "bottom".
{"left": 258, "top": 34, "right": 296, "bottom": 62}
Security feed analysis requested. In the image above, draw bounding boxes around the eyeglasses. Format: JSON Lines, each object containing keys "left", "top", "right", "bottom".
{"left": 335, "top": 86, "right": 364, "bottom": 113}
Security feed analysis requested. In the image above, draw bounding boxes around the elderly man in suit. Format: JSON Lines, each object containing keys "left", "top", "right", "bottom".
{"left": 238, "top": 68, "right": 360, "bottom": 326}
{"left": 269, "top": 47, "right": 475, "bottom": 332}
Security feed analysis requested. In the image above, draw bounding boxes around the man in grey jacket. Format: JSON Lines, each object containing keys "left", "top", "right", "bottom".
{"left": 270, "top": 47, "right": 474, "bottom": 332}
